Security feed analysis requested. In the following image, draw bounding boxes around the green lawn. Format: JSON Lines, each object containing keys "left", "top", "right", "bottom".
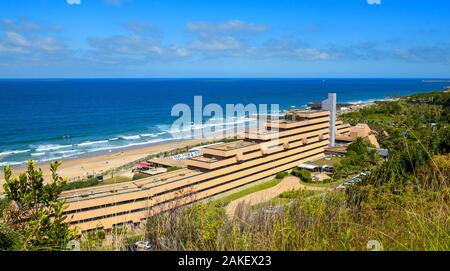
{"left": 310, "top": 156, "right": 343, "bottom": 166}
{"left": 102, "top": 176, "right": 132, "bottom": 185}
{"left": 364, "top": 113, "right": 394, "bottom": 123}
{"left": 252, "top": 189, "right": 322, "bottom": 210}
{"left": 299, "top": 178, "right": 346, "bottom": 188}
{"left": 212, "top": 178, "right": 282, "bottom": 207}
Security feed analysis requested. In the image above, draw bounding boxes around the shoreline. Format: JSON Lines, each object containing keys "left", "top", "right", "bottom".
{"left": 0, "top": 136, "right": 221, "bottom": 193}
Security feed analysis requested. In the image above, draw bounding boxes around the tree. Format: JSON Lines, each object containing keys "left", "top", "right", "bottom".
{"left": 3, "top": 160, "right": 78, "bottom": 250}
{"left": 292, "top": 169, "right": 312, "bottom": 183}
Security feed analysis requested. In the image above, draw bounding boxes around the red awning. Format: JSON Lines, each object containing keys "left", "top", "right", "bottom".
{"left": 137, "top": 162, "right": 151, "bottom": 167}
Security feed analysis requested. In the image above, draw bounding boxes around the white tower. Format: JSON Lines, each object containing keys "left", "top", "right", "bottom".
{"left": 321, "top": 93, "right": 337, "bottom": 147}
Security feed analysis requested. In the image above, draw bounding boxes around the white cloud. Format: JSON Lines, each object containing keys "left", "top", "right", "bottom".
{"left": 87, "top": 34, "right": 190, "bottom": 64}
{"left": 5, "top": 32, "right": 28, "bottom": 47}
{"left": 186, "top": 20, "right": 267, "bottom": 56}
{"left": 187, "top": 20, "right": 268, "bottom": 35}
{"left": 189, "top": 37, "right": 243, "bottom": 51}
{"left": 67, "top": 0, "right": 81, "bottom": 5}
{"left": 292, "top": 48, "right": 333, "bottom": 60}
{"left": 0, "top": 19, "right": 66, "bottom": 58}
{"left": 1, "top": 19, "right": 41, "bottom": 32}
{"left": 367, "top": 0, "right": 381, "bottom": 5}
{"left": 124, "top": 21, "right": 161, "bottom": 36}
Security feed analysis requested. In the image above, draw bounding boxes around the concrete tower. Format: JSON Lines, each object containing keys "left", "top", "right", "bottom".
{"left": 321, "top": 93, "right": 337, "bottom": 147}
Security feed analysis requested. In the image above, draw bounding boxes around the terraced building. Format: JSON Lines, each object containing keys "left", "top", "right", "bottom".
{"left": 62, "top": 97, "right": 351, "bottom": 234}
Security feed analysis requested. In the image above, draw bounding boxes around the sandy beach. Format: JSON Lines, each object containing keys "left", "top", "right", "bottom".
{"left": 0, "top": 137, "right": 216, "bottom": 193}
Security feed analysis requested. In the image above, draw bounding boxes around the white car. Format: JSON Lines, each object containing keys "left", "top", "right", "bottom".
{"left": 133, "top": 241, "right": 153, "bottom": 251}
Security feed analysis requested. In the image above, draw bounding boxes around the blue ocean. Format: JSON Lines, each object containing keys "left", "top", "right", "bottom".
{"left": 0, "top": 78, "right": 447, "bottom": 166}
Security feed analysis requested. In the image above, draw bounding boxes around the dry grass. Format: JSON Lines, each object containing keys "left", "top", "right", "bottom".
{"left": 139, "top": 176, "right": 448, "bottom": 251}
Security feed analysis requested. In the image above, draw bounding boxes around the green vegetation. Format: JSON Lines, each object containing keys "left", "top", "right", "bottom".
{"left": 310, "top": 156, "right": 342, "bottom": 166}
{"left": 291, "top": 168, "right": 312, "bottom": 183}
{"left": 103, "top": 176, "right": 132, "bottom": 185}
{"left": 277, "top": 189, "right": 319, "bottom": 199}
{"left": 141, "top": 178, "right": 448, "bottom": 250}
{"left": 167, "top": 166, "right": 182, "bottom": 172}
{"left": 62, "top": 177, "right": 99, "bottom": 191}
{"left": 252, "top": 189, "right": 321, "bottom": 210}
{"left": 1, "top": 161, "right": 78, "bottom": 250}
{"left": 299, "top": 178, "right": 345, "bottom": 188}
{"left": 335, "top": 137, "right": 381, "bottom": 177}
{"left": 339, "top": 101, "right": 401, "bottom": 125}
{"left": 275, "top": 171, "right": 289, "bottom": 180}
{"left": 132, "top": 173, "right": 149, "bottom": 181}
{"left": 0, "top": 197, "right": 9, "bottom": 219}
{"left": 63, "top": 175, "right": 133, "bottom": 190}
{"left": 212, "top": 178, "right": 282, "bottom": 207}
{"left": 0, "top": 223, "right": 22, "bottom": 251}
{"left": 407, "top": 91, "right": 450, "bottom": 106}
{"left": 80, "top": 229, "right": 106, "bottom": 251}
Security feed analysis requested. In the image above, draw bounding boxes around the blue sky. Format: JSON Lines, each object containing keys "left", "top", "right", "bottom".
{"left": 0, "top": 0, "right": 449, "bottom": 78}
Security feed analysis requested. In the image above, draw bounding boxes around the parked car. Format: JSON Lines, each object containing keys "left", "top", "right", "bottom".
{"left": 133, "top": 241, "right": 154, "bottom": 251}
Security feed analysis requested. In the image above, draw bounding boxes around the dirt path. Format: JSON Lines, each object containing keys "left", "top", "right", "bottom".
{"left": 225, "top": 176, "right": 332, "bottom": 218}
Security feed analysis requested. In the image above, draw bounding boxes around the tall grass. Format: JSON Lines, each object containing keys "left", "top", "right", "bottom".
{"left": 134, "top": 150, "right": 449, "bottom": 251}
{"left": 139, "top": 180, "right": 448, "bottom": 251}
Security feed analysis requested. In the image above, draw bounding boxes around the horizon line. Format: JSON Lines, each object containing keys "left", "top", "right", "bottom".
{"left": 0, "top": 76, "right": 449, "bottom": 80}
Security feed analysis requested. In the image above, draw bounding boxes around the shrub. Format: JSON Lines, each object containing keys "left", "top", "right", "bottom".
{"left": 332, "top": 172, "right": 342, "bottom": 180}
{"left": 275, "top": 172, "right": 288, "bottom": 180}
{"left": 0, "top": 224, "right": 22, "bottom": 251}
{"left": 291, "top": 169, "right": 312, "bottom": 183}
{"left": 63, "top": 177, "right": 99, "bottom": 191}
{"left": 167, "top": 166, "right": 182, "bottom": 172}
{"left": 132, "top": 173, "right": 149, "bottom": 181}
{"left": 0, "top": 197, "right": 10, "bottom": 219}
{"left": 3, "top": 161, "right": 78, "bottom": 250}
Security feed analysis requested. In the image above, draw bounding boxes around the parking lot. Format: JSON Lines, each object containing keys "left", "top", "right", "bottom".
{"left": 336, "top": 171, "right": 370, "bottom": 190}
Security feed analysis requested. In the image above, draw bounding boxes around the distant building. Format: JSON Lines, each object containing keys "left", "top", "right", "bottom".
{"left": 298, "top": 163, "right": 333, "bottom": 173}
{"left": 298, "top": 163, "right": 322, "bottom": 172}
{"left": 335, "top": 123, "right": 380, "bottom": 148}
{"left": 377, "top": 149, "right": 389, "bottom": 160}
{"left": 325, "top": 145, "right": 348, "bottom": 157}
{"left": 321, "top": 93, "right": 337, "bottom": 147}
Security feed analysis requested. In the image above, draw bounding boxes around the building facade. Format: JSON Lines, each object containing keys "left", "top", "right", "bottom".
{"left": 61, "top": 96, "right": 350, "bottom": 233}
